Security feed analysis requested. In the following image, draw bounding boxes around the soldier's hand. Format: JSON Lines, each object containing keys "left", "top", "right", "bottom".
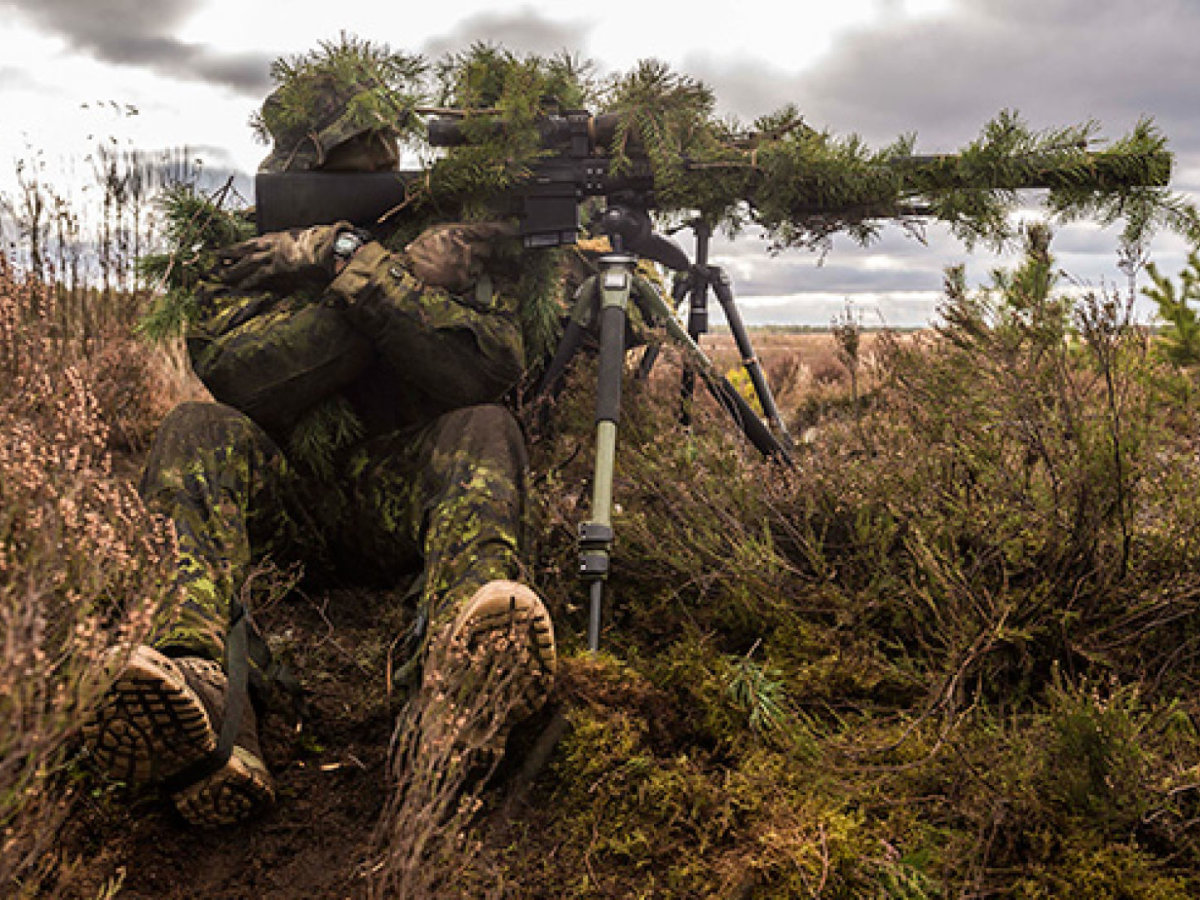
{"left": 403, "top": 221, "right": 518, "bottom": 293}
{"left": 216, "top": 223, "right": 353, "bottom": 291}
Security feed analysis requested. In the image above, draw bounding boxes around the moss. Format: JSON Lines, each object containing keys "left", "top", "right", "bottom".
{"left": 1013, "top": 842, "right": 1195, "bottom": 899}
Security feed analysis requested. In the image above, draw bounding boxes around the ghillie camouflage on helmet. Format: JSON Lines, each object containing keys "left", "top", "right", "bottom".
{"left": 252, "top": 34, "right": 427, "bottom": 174}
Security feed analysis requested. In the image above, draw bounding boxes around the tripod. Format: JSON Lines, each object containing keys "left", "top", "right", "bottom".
{"left": 537, "top": 202, "right": 794, "bottom": 651}
{"left": 670, "top": 220, "right": 794, "bottom": 448}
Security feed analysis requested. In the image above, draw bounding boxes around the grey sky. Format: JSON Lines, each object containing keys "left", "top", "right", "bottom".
{"left": 0, "top": 0, "right": 273, "bottom": 92}
{"left": 419, "top": 9, "right": 592, "bottom": 60}
{"left": 0, "top": 0, "right": 1195, "bottom": 325}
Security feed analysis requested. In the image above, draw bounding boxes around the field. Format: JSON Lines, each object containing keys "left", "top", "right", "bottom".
{"left": 5, "top": 185, "right": 1200, "bottom": 899}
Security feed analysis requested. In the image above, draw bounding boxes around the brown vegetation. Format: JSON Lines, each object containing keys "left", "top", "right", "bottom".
{"left": 0, "top": 258, "right": 181, "bottom": 895}
{"left": 4, "top": 154, "right": 1200, "bottom": 898}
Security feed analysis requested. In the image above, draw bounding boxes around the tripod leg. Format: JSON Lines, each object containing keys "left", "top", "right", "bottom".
{"left": 635, "top": 342, "right": 661, "bottom": 381}
{"left": 632, "top": 275, "right": 793, "bottom": 465}
{"left": 673, "top": 273, "right": 702, "bottom": 425}
{"left": 580, "top": 255, "right": 635, "bottom": 651}
{"left": 710, "top": 268, "right": 795, "bottom": 451}
{"left": 536, "top": 280, "right": 599, "bottom": 399}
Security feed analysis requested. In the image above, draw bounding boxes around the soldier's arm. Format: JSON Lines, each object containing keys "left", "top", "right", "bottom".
{"left": 187, "top": 289, "right": 373, "bottom": 434}
{"left": 326, "top": 242, "right": 526, "bottom": 408}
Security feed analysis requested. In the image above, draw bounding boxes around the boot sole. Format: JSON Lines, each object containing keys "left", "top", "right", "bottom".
{"left": 448, "top": 581, "right": 556, "bottom": 678}
{"left": 172, "top": 746, "right": 275, "bottom": 827}
{"left": 84, "top": 646, "right": 275, "bottom": 827}
{"left": 84, "top": 645, "right": 217, "bottom": 786}
{"left": 431, "top": 581, "right": 557, "bottom": 752}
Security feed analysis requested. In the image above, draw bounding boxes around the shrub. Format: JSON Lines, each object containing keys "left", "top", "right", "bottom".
{"left": 486, "top": 225, "right": 1200, "bottom": 897}
{"left": 0, "top": 257, "right": 179, "bottom": 896}
{"left": 1143, "top": 250, "right": 1200, "bottom": 368}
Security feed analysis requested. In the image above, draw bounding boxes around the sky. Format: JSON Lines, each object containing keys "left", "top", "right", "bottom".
{"left": 0, "top": 0, "right": 1196, "bottom": 327}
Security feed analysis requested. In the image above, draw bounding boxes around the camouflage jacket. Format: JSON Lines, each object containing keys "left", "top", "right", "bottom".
{"left": 185, "top": 241, "right": 527, "bottom": 451}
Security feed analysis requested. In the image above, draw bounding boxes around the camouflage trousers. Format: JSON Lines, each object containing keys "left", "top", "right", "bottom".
{"left": 139, "top": 401, "right": 528, "bottom": 672}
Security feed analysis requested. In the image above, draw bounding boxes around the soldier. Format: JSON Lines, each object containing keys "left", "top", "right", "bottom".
{"left": 83, "top": 47, "right": 557, "bottom": 827}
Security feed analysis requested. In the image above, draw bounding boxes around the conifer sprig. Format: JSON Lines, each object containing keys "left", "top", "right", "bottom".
{"left": 250, "top": 33, "right": 428, "bottom": 150}
{"left": 137, "top": 180, "right": 254, "bottom": 339}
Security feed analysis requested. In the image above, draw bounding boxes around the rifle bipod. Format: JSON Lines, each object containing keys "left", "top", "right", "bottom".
{"left": 536, "top": 204, "right": 794, "bottom": 652}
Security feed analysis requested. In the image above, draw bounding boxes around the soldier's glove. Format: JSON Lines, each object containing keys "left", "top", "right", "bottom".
{"left": 216, "top": 222, "right": 361, "bottom": 291}
{"left": 403, "top": 221, "right": 519, "bottom": 293}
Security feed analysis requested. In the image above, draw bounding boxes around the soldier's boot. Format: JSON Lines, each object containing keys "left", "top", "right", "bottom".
{"left": 423, "top": 580, "right": 556, "bottom": 768}
{"left": 83, "top": 645, "right": 274, "bottom": 827}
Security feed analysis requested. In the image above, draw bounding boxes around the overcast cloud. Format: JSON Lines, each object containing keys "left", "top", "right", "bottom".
{"left": 0, "top": 0, "right": 1194, "bottom": 325}
{"left": 689, "top": 0, "right": 1200, "bottom": 157}
{"left": 670, "top": 0, "right": 1200, "bottom": 321}
{"left": 419, "top": 10, "right": 591, "bottom": 60}
{"left": 0, "top": 0, "right": 273, "bottom": 93}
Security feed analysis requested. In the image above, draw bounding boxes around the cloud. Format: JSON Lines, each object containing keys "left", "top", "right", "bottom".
{"left": 0, "top": 1, "right": 594, "bottom": 98}
{"left": 686, "top": 0, "right": 1200, "bottom": 155}
{"left": 796, "top": 0, "right": 1200, "bottom": 149}
{"left": 731, "top": 291, "right": 943, "bottom": 328}
{"left": 0, "top": 65, "right": 38, "bottom": 90}
{"left": 709, "top": 233, "right": 947, "bottom": 295}
{"left": 420, "top": 8, "right": 591, "bottom": 59}
{"left": 676, "top": 0, "right": 1200, "bottom": 314}
{"left": 0, "top": 0, "right": 272, "bottom": 93}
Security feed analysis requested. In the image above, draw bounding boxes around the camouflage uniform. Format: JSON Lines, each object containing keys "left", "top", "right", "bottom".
{"left": 84, "top": 42, "right": 561, "bottom": 828}
{"left": 142, "top": 238, "right": 531, "bottom": 675}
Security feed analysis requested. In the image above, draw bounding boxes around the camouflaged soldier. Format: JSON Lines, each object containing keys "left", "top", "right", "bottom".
{"left": 84, "top": 54, "right": 556, "bottom": 827}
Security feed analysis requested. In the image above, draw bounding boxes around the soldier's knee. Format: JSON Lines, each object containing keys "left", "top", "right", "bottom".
{"left": 152, "top": 402, "right": 274, "bottom": 454}
{"left": 438, "top": 404, "right": 525, "bottom": 462}
{"left": 142, "top": 402, "right": 280, "bottom": 496}
{"left": 458, "top": 403, "right": 520, "bottom": 436}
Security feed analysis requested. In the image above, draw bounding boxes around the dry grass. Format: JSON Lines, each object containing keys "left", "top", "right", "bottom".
{"left": 0, "top": 258, "right": 181, "bottom": 897}
{"left": 366, "top": 611, "right": 550, "bottom": 900}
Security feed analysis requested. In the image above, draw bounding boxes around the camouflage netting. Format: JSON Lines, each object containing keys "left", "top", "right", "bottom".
{"left": 251, "top": 34, "right": 427, "bottom": 174}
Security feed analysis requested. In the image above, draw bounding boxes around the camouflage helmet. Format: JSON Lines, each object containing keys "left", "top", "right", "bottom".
{"left": 253, "top": 35, "right": 426, "bottom": 174}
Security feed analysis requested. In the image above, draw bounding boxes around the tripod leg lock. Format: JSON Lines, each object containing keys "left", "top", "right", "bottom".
{"left": 578, "top": 522, "right": 614, "bottom": 579}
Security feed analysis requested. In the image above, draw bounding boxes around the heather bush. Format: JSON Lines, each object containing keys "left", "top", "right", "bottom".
{"left": 0, "top": 258, "right": 179, "bottom": 896}
{"left": 455, "top": 225, "right": 1200, "bottom": 897}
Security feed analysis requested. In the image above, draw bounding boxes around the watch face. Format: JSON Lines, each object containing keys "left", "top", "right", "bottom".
{"left": 334, "top": 232, "right": 363, "bottom": 258}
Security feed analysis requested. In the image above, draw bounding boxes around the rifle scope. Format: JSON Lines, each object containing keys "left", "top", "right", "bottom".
{"left": 426, "top": 111, "right": 658, "bottom": 250}
{"left": 426, "top": 111, "right": 629, "bottom": 158}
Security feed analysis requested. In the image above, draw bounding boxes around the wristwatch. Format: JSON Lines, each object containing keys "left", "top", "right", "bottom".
{"left": 333, "top": 229, "right": 367, "bottom": 265}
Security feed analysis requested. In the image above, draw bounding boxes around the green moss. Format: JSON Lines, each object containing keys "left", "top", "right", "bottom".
{"left": 1013, "top": 842, "right": 1195, "bottom": 899}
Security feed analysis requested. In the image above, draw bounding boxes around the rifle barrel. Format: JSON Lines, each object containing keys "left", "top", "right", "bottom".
{"left": 895, "top": 150, "right": 1172, "bottom": 190}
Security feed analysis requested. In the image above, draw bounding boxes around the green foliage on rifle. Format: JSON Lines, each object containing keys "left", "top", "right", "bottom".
{"left": 420, "top": 46, "right": 598, "bottom": 221}
{"left": 604, "top": 61, "right": 722, "bottom": 200}
{"left": 413, "top": 49, "right": 1194, "bottom": 253}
